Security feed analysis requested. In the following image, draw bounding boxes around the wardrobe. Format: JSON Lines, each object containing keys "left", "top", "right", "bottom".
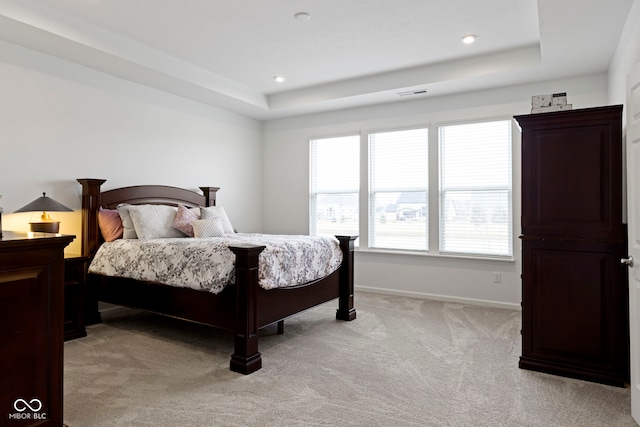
{"left": 515, "top": 105, "right": 629, "bottom": 386}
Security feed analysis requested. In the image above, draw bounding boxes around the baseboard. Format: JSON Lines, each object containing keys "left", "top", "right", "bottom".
{"left": 354, "top": 285, "right": 521, "bottom": 311}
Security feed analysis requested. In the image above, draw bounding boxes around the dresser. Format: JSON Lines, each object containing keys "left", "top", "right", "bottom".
{"left": 515, "top": 105, "right": 629, "bottom": 386}
{"left": 0, "top": 231, "right": 74, "bottom": 426}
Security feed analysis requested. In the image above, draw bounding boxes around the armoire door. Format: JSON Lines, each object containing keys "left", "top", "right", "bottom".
{"left": 516, "top": 105, "right": 629, "bottom": 387}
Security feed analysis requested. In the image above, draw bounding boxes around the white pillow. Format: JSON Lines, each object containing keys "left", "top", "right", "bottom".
{"left": 116, "top": 204, "right": 137, "bottom": 239}
{"left": 191, "top": 217, "right": 225, "bottom": 238}
{"left": 199, "top": 206, "right": 235, "bottom": 234}
{"left": 127, "top": 204, "right": 184, "bottom": 239}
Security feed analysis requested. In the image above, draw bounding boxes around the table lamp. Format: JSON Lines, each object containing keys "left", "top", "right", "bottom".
{"left": 14, "top": 192, "right": 73, "bottom": 233}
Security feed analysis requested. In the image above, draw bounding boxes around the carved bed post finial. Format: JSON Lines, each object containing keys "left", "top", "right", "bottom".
{"left": 199, "top": 187, "right": 220, "bottom": 207}
{"left": 77, "top": 179, "right": 106, "bottom": 258}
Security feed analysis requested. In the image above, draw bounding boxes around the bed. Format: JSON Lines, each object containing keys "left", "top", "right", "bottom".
{"left": 77, "top": 178, "right": 357, "bottom": 374}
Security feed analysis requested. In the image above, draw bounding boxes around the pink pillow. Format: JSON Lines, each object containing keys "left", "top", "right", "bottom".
{"left": 98, "top": 207, "right": 124, "bottom": 242}
{"left": 173, "top": 204, "right": 199, "bottom": 237}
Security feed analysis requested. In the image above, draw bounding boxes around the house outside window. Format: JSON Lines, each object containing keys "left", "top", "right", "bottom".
{"left": 369, "top": 128, "right": 428, "bottom": 250}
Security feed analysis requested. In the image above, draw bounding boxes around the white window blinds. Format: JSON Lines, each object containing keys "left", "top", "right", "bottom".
{"left": 310, "top": 135, "right": 360, "bottom": 238}
{"left": 439, "top": 120, "right": 512, "bottom": 257}
{"left": 369, "top": 128, "right": 428, "bottom": 250}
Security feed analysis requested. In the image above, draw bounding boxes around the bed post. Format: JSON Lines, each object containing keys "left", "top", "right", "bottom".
{"left": 335, "top": 235, "right": 357, "bottom": 321}
{"left": 199, "top": 187, "right": 219, "bottom": 207}
{"left": 77, "top": 178, "right": 106, "bottom": 325}
{"left": 77, "top": 178, "right": 106, "bottom": 258}
{"left": 228, "top": 243, "right": 266, "bottom": 375}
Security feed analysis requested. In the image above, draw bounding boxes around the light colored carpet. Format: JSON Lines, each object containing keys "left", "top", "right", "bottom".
{"left": 63, "top": 292, "right": 637, "bottom": 426}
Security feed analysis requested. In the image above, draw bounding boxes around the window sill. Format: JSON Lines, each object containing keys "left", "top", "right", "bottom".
{"left": 355, "top": 247, "right": 515, "bottom": 263}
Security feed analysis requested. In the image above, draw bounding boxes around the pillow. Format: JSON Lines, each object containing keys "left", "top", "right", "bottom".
{"left": 97, "top": 207, "right": 123, "bottom": 242}
{"left": 173, "top": 204, "right": 200, "bottom": 237}
{"left": 199, "top": 206, "right": 235, "bottom": 234}
{"left": 191, "top": 217, "right": 225, "bottom": 238}
{"left": 127, "top": 204, "right": 184, "bottom": 239}
{"left": 117, "top": 204, "right": 137, "bottom": 239}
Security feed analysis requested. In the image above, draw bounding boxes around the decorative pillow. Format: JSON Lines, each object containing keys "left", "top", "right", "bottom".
{"left": 127, "top": 204, "right": 184, "bottom": 239}
{"left": 173, "top": 204, "right": 200, "bottom": 237}
{"left": 117, "top": 204, "right": 138, "bottom": 239}
{"left": 97, "top": 207, "right": 123, "bottom": 242}
{"left": 199, "top": 206, "right": 235, "bottom": 234}
{"left": 191, "top": 217, "right": 225, "bottom": 238}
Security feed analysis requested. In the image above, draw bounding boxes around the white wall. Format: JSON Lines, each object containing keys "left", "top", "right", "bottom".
{"left": 608, "top": 0, "right": 640, "bottom": 107}
{"left": 263, "top": 74, "right": 609, "bottom": 308}
{"left": 2, "top": 21, "right": 632, "bottom": 308}
{"left": 0, "top": 41, "right": 263, "bottom": 255}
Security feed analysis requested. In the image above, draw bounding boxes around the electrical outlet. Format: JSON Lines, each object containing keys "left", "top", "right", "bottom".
{"left": 493, "top": 272, "right": 502, "bottom": 283}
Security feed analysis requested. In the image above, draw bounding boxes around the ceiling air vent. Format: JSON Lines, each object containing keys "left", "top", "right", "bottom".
{"left": 397, "top": 89, "right": 428, "bottom": 97}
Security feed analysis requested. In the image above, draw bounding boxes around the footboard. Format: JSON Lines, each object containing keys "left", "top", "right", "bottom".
{"left": 228, "top": 235, "right": 357, "bottom": 374}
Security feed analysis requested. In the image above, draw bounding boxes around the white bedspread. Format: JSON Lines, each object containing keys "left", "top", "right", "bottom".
{"left": 88, "top": 233, "right": 343, "bottom": 294}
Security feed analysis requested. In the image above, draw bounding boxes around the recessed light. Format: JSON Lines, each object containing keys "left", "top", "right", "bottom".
{"left": 294, "top": 12, "right": 311, "bottom": 21}
{"left": 462, "top": 34, "right": 477, "bottom": 44}
{"left": 274, "top": 76, "right": 285, "bottom": 83}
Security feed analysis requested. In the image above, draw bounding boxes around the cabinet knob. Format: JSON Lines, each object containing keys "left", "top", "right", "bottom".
{"left": 621, "top": 256, "right": 634, "bottom": 267}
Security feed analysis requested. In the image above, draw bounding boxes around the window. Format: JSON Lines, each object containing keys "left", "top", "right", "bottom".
{"left": 369, "top": 128, "right": 428, "bottom": 250}
{"left": 308, "top": 118, "right": 513, "bottom": 258}
{"left": 310, "top": 135, "right": 359, "bottom": 238}
{"left": 439, "top": 120, "right": 512, "bottom": 256}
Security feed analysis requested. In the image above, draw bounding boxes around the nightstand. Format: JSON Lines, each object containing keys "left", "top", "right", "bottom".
{"left": 64, "top": 254, "right": 88, "bottom": 341}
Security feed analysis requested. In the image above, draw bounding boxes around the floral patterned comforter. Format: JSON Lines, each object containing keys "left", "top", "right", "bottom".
{"left": 88, "top": 233, "right": 343, "bottom": 294}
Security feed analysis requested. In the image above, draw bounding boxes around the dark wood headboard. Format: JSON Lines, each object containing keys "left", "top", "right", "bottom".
{"left": 77, "top": 179, "right": 219, "bottom": 258}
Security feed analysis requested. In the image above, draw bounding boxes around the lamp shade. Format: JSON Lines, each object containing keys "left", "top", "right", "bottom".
{"left": 14, "top": 192, "right": 73, "bottom": 233}
{"left": 15, "top": 193, "right": 73, "bottom": 213}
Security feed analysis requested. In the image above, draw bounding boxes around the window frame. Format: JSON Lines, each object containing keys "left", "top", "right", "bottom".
{"left": 368, "top": 126, "right": 429, "bottom": 252}
{"left": 437, "top": 118, "right": 514, "bottom": 258}
{"left": 308, "top": 116, "right": 516, "bottom": 261}
{"left": 309, "top": 134, "right": 360, "bottom": 239}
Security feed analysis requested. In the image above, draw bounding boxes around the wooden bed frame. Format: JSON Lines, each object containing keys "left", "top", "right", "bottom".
{"left": 77, "top": 178, "right": 357, "bottom": 374}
